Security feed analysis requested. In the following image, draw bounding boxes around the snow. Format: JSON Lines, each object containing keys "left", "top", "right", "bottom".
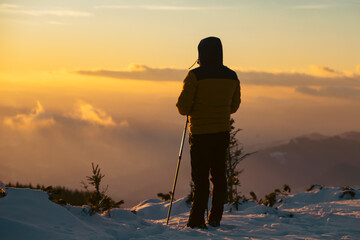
{"left": 1, "top": 186, "right": 360, "bottom": 239}
{"left": 269, "top": 151, "right": 288, "bottom": 164}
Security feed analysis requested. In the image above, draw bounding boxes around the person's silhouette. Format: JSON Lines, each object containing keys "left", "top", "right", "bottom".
{"left": 176, "top": 36, "right": 241, "bottom": 228}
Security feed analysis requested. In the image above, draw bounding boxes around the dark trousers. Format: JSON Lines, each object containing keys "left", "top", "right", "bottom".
{"left": 188, "top": 131, "right": 230, "bottom": 224}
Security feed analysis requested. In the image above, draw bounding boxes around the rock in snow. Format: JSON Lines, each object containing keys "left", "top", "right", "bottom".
{"left": 0, "top": 187, "right": 360, "bottom": 239}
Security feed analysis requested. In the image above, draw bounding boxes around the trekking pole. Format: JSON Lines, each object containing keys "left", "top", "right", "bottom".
{"left": 166, "top": 116, "right": 189, "bottom": 225}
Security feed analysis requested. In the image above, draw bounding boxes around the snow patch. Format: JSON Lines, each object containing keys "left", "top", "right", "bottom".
{"left": 269, "top": 151, "right": 288, "bottom": 164}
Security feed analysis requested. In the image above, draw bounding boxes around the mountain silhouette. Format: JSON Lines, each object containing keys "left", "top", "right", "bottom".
{"left": 240, "top": 131, "right": 360, "bottom": 196}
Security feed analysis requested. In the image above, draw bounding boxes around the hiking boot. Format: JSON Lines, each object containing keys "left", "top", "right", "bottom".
{"left": 207, "top": 219, "right": 220, "bottom": 227}
{"left": 187, "top": 207, "right": 207, "bottom": 229}
{"left": 186, "top": 221, "right": 208, "bottom": 229}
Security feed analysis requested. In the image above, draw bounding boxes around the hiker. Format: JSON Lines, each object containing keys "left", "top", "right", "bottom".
{"left": 176, "top": 37, "right": 241, "bottom": 228}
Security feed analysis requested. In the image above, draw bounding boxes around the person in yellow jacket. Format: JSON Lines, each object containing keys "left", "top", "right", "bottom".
{"left": 176, "top": 37, "right": 241, "bottom": 228}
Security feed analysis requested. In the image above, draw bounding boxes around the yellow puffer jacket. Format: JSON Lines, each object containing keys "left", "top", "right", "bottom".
{"left": 176, "top": 65, "right": 241, "bottom": 135}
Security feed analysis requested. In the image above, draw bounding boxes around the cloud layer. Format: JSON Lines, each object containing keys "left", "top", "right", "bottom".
{"left": 237, "top": 71, "right": 360, "bottom": 87}
{"left": 296, "top": 86, "right": 360, "bottom": 100}
{"left": 291, "top": 5, "right": 330, "bottom": 9}
{"left": 76, "top": 64, "right": 187, "bottom": 82}
{"left": 69, "top": 101, "right": 117, "bottom": 127}
{"left": 3, "top": 100, "right": 123, "bottom": 130}
{"left": 76, "top": 64, "right": 360, "bottom": 85}
{"left": 0, "top": 4, "right": 91, "bottom": 17}
{"left": 0, "top": 101, "right": 184, "bottom": 207}
{"left": 94, "top": 5, "right": 231, "bottom": 11}
{"left": 3, "top": 101, "right": 55, "bottom": 130}
{"left": 76, "top": 64, "right": 360, "bottom": 100}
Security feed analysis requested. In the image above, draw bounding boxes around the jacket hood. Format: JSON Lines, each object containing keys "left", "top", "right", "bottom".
{"left": 198, "top": 37, "right": 223, "bottom": 66}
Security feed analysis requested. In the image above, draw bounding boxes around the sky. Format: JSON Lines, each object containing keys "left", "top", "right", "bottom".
{"left": 1, "top": 0, "right": 360, "bottom": 206}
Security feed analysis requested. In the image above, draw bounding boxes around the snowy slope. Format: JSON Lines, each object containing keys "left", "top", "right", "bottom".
{"left": 1, "top": 187, "right": 360, "bottom": 239}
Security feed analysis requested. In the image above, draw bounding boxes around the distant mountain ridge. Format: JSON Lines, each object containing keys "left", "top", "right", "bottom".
{"left": 294, "top": 131, "right": 360, "bottom": 143}
{"left": 240, "top": 131, "right": 360, "bottom": 196}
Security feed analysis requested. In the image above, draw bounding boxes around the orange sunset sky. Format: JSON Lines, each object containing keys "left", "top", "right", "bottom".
{"left": 1, "top": 0, "right": 360, "bottom": 206}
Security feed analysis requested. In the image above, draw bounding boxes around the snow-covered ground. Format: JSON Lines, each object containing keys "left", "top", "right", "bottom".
{"left": 1, "top": 186, "right": 360, "bottom": 239}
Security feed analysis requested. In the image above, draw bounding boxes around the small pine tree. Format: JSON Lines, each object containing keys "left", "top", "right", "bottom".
{"left": 306, "top": 184, "right": 323, "bottom": 192}
{"left": 82, "top": 163, "right": 124, "bottom": 215}
{"left": 185, "top": 119, "right": 253, "bottom": 208}
{"left": 262, "top": 192, "right": 277, "bottom": 207}
{"left": 157, "top": 192, "right": 172, "bottom": 201}
{"left": 253, "top": 184, "right": 292, "bottom": 207}
{"left": 225, "top": 118, "right": 255, "bottom": 205}
{"left": 281, "top": 184, "right": 291, "bottom": 195}
{"left": 0, "top": 182, "right": 6, "bottom": 198}
{"left": 340, "top": 186, "right": 356, "bottom": 199}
